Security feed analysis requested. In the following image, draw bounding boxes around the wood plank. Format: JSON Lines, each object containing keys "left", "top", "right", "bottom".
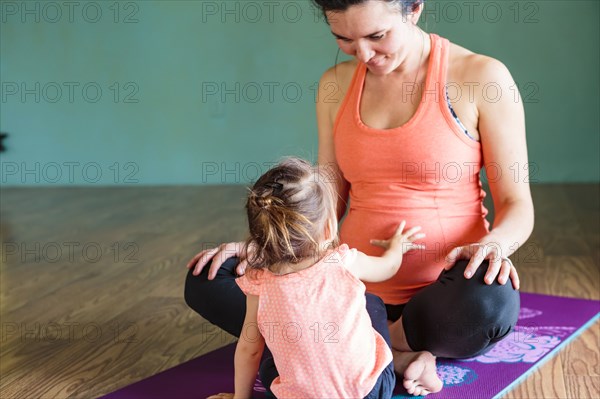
{"left": 562, "top": 320, "right": 600, "bottom": 377}
{"left": 564, "top": 375, "right": 600, "bottom": 399}
{"left": 502, "top": 354, "right": 567, "bottom": 399}
{"left": 549, "top": 256, "right": 600, "bottom": 300}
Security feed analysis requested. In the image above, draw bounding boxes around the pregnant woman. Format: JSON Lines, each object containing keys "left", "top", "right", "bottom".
{"left": 185, "top": 0, "right": 534, "bottom": 396}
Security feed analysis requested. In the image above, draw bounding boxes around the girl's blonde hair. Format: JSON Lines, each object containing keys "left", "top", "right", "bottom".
{"left": 243, "top": 157, "right": 339, "bottom": 272}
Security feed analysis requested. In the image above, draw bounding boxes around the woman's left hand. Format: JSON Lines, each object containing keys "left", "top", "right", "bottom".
{"left": 445, "top": 243, "right": 520, "bottom": 290}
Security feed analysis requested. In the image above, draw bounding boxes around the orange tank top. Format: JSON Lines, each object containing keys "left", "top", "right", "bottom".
{"left": 334, "top": 33, "right": 490, "bottom": 305}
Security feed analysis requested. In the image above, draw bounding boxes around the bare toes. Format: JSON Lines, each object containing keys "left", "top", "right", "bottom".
{"left": 401, "top": 351, "right": 443, "bottom": 395}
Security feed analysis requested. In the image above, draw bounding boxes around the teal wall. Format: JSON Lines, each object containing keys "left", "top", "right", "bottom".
{"left": 1, "top": 0, "right": 598, "bottom": 185}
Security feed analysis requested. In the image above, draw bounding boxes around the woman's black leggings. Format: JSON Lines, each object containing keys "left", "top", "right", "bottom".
{"left": 184, "top": 257, "right": 520, "bottom": 360}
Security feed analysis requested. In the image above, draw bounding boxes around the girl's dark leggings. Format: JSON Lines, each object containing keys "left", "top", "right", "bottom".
{"left": 184, "top": 257, "right": 519, "bottom": 384}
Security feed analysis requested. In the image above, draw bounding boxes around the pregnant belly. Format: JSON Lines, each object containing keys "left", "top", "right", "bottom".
{"left": 340, "top": 209, "right": 489, "bottom": 304}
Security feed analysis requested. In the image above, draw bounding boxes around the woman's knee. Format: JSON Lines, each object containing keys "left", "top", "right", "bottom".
{"left": 437, "top": 260, "right": 520, "bottom": 324}
{"left": 402, "top": 260, "right": 520, "bottom": 358}
{"left": 457, "top": 260, "right": 520, "bottom": 327}
{"left": 183, "top": 257, "right": 241, "bottom": 316}
{"left": 184, "top": 267, "right": 203, "bottom": 312}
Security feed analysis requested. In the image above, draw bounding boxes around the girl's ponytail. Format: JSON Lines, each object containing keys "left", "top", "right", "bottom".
{"left": 244, "top": 157, "right": 339, "bottom": 272}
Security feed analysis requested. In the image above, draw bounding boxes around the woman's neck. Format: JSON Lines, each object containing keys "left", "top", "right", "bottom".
{"left": 387, "top": 29, "right": 430, "bottom": 80}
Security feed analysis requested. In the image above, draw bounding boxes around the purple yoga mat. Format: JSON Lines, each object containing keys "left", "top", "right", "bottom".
{"left": 101, "top": 293, "right": 599, "bottom": 399}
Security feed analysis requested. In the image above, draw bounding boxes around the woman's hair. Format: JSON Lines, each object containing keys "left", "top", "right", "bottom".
{"left": 312, "top": 0, "right": 424, "bottom": 19}
{"left": 243, "top": 157, "right": 339, "bottom": 272}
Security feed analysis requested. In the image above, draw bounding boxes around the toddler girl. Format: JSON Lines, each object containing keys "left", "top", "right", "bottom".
{"left": 210, "top": 157, "right": 424, "bottom": 399}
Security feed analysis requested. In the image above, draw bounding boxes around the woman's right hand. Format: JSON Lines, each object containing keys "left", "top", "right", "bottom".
{"left": 185, "top": 241, "right": 251, "bottom": 280}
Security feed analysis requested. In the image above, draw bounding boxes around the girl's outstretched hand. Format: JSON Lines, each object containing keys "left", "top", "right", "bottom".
{"left": 370, "top": 221, "right": 426, "bottom": 254}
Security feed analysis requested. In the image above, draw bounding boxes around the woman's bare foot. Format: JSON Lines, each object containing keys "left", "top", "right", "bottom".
{"left": 206, "top": 393, "right": 233, "bottom": 399}
{"left": 393, "top": 349, "right": 443, "bottom": 396}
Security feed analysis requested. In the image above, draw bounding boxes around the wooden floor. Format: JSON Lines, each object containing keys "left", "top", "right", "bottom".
{"left": 0, "top": 184, "right": 598, "bottom": 398}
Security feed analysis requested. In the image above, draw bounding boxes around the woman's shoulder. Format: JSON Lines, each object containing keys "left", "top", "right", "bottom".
{"left": 320, "top": 59, "right": 358, "bottom": 80}
{"left": 448, "top": 41, "right": 514, "bottom": 85}
{"left": 317, "top": 60, "right": 359, "bottom": 123}
{"left": 318, "top": 59, "right": 359, "bottom": 97}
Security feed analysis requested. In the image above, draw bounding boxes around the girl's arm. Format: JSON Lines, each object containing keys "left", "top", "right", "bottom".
{"left": 344, "top": 221, "right": 425, "bottom": 282}
{"left": 445, "top": 56, "right": 534, "bottom": 289}
{"left": 234, "top": 294, "right": 265, "bottom": 399}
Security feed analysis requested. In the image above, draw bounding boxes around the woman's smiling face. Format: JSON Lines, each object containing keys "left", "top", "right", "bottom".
{"left": 326, "top": 0, "right": 422, "bottom": 75}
